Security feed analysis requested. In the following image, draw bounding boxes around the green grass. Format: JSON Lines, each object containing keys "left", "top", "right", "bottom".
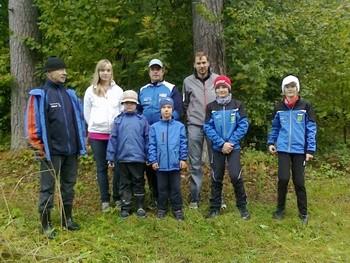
{"left": 0, "top": 150, "right": 349, "bottom": 262}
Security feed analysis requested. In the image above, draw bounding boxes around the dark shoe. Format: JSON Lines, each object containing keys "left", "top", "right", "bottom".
{"left": 207, "top": 209, "right": 220, "bottom": 218}
{"left": 272, "top": 209, "right": 285, "bottom": 220}
{"left": 61, "top": 205, "right": 80, "bottom": 230}
{"left": 299, "top": 214, "right": 309, "bottom": 225}
{"left": 40, "top": 210, "right": 56, "bottom": 239}
{"left": 173, "top": 210, "right": 184, "bottom": 221}
{"left": 136, "top": 208, "right": 146, "bottom": 218}
{"left": 239, "top": 207, "right": 251, "bottom": 220}
{"left": 120, "top": 210, "right": 130, "bottom": 219}
{"left": 63, "top": 218, "right": 80, "bottom": 231}
{"left": 157, "top": 209, "right": 166, "bottom": 219}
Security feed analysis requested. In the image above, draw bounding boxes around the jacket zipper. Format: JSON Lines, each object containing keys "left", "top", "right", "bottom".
{"left": 58, "top": 89, "right": 72, "bottom": 154}
{"left": 166, "top": 121, "right": 169, "bottom": 168}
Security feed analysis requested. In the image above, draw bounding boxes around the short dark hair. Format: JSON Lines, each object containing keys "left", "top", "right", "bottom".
{"left": 194, "top": 51, "right": 209, "bottom": 62}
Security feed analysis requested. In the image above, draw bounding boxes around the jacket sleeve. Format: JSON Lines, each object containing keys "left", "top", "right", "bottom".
{"left": 305, "top": 103, "right": 317, "bottom": 154}
{"left": 229, "top": 104, "right": 249, "bottom": 145}
{"left": 183, "top": 81, "right": 190, "bottom": 116}
{"left": 203, "top": 105, "right": 225, "bottom": 151}
{"left": 83, "top": 88, "right": 92, "bottom": 124}
{"left": 106, "top": 120, "right": 118, "bottom": 161}
{"left": 148, "top": 125, "right": 157, "bottom": 164}
{"left": 25, "top": 95, "right": 45, "bottom": 157}
{"left": 179, "top": 125, "right": 188, "bottom": 160}
{"left": 267, "top": 107, "right": 280, "bottom": 145}
{"left": 143, "top": 118, "right": 150, "bottom": 157}
{"left": 170, "top": 86, "right": 183, "bottom": 120}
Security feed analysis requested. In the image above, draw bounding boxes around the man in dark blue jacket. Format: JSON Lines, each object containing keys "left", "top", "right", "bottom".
{"left": 25, "top": 57, "right": 86, "bottom": 238}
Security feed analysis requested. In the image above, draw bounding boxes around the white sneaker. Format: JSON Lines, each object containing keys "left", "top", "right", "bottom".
{"left": 101, "top": 202, "right": 110, "bottom": 212}
{"left": 189, "top": 202, "right": 199, "bottom": 209}
{"left": 115, "top": 200, "right": 122, "bottom": 210}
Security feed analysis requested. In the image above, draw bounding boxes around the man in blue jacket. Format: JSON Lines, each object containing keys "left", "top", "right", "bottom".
{"left": 138, "top": 58, "right": 183, "bottom": 207}
{"left": 25, "top": 57, "right": 86, "bottom": 238}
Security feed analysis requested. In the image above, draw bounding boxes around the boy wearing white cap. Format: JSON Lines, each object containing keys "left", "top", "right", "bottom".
{"left": 107, "top": 90, "right": 149, "bottom": 218}
{"left": 268, "top": 75, "right": 317, "bottom": 224}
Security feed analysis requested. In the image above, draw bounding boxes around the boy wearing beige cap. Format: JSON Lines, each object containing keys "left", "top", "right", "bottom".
{"left": 107, "top": 90, "right": 149, "bottom": 218}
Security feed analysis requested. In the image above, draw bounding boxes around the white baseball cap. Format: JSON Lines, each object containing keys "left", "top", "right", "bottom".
{"left": 148, "top": 58, "right": 163, "bottom": 68}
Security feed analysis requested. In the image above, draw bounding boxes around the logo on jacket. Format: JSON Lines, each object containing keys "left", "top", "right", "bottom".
{"left": 49, "top": 102, "right": 61, "bottom": 108}
{"left": 297, "top": 113, "right": 304, "bottom": 122}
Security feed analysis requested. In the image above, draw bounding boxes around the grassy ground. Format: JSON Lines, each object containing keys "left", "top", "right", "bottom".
{"left": 0, "top": 150, "right": 349, "bottom": 262}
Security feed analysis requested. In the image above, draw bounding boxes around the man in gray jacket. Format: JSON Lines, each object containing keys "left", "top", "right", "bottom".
{"left": 183, "top": 51, "right": 218, "bottom": 208}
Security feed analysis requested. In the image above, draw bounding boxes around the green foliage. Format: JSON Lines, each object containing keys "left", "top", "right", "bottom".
{"left": 1, "top": 149, "right": 349, "bottom": 262}
{"left": 34, "top": 0, "right": 192, "bottom": 95}
{"left": 0, "top": 0, "right": 11, "bottom": 137}
{"left": 224, "top": 0, "right": 350, "bottom": 148}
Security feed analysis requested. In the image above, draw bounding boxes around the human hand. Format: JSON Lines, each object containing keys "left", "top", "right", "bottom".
{"left": 152, "top": 163, "right": 159, "bottom": 170}
{"left": 268, "top": 145, "right": 277, "bottom": 154}
{"left": 305, "top": 153, "right": 313, "bottom": 161}
{"left": 222, "top": 142, "right": 233, "bottom": 154}
{"left": 180, "top": 160, "right": 187, "bottom": 170}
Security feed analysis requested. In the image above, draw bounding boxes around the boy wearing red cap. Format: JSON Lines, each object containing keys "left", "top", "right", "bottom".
{"left": 203, "top": 75, "right": 250, "bottom": 219}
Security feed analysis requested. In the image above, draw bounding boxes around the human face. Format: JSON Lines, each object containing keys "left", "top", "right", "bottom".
{"left": 215, "top": 85, "right": 230, "bottom": 98}
{"left": 99, "top": 63, "right": 112, "bottom": 84}
{"left": 194, "top": 56, "right": 209, "bottom": 78}
{"left": 161, "top": 105, "right": 173, "bottom": 120}
{"left": 47, "top": 68, "right": 67, "bottom": 84}
{"left": 149, "top": 65, "right": 164, "bottom": 83}
{"left": 123, "top": 102, "right": 137, "bottom": 112}
{"left": 283, "top": 82, "right": 298, "bottom": 99}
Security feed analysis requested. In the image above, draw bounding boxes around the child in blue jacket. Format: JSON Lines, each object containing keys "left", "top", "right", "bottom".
{"left": 106, "top": 90, "right": 149, "bottom": 218}
{"left": 204, "top": 75, "right": 250, "bottom": 220}
{"left": 268, "top": 75, "right": 317, "bottom": 225}
{"left": 148, "top": 97, "right": 188, "bottom": 220}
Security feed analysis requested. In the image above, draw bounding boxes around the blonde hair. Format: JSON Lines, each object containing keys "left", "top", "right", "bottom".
{"left": 91, "top": 59, "right": 114, "bottom": 96}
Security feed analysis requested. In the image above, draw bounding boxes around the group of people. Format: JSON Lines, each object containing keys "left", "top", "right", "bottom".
{"left": 25, "top": 52, "right": 317, "bottom": 239}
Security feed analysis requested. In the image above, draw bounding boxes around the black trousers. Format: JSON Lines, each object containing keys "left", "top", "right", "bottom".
{"left": 146, "top": 165, "right": 158, "bottom": 200}
{"left": 118, "top": 162, "right": 145, "bottom": 211}
{"left": 277, "top": 152, "right": 307, "bottom": 215}
{"left": 210, "top": 149, "right": 247, "bottom": 211}
{"left": 157, "top": 171, "right": 183, "bottom": 211}
{"left": 38, "top": 155, "right": 77, "bottom": 213}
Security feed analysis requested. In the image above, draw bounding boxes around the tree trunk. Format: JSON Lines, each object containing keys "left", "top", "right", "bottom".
{"left": 8, "top": 0, "right": 40, "bottom": 150}
{"left": 192, "top": 0, "right": 226, "bottom": 74}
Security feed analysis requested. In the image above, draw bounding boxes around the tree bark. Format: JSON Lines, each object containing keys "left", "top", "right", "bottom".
{"left": 8, "top": 0, "right": 40, "bottom": 150}
{"left": 192, "top": 0, "right": 226, "bottom": 74}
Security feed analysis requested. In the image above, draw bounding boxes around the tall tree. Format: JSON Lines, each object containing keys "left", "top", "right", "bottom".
{"left": 192, "top": 0, "right": 226, "bottom": 74}
{"left": 8, "top": 0, "right": 40, "bottom": 149}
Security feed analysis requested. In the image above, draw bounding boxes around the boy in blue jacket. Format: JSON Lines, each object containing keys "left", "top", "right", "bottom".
{"left": 148, "top": 97, "right": 188, "bottom": 220}
{"left": 204, "top": 75, "right": 250, "bottom": 220}
{"left": 268, "top": 75, "right": 317, "bottom": 225}
{"left": 107, "top": 90, "right": 149, "bottom": 218}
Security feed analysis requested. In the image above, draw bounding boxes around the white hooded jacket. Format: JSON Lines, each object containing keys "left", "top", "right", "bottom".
{"left": 83, "top": 81, "right": 123, "bottom": 134}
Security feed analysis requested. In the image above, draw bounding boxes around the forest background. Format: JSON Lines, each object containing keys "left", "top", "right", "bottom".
{"left": 0, "top": 0, "right": 349, "bottom": 262}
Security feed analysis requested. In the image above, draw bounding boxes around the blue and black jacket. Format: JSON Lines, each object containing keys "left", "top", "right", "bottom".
{"left": 25, "top": 80, "right": 86, "bottom": 160}
{"left": 138, "top": 80, "right": 182, "bottom": 125}
{"left": 106, "top": 111, "right": 149, "bottom": 163}
{"left": 148, "top": 119, "right": 188, "bottom": 171}
{"left": 204, "top": 98, "right": 249, "bottom": 152}
{"left": 267, "top": 98, "right": 317, "bottom": 154}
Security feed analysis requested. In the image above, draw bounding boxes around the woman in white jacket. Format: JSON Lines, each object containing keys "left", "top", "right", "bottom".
{"left": 84, "top": 59, "right": 123, "bottom": 212}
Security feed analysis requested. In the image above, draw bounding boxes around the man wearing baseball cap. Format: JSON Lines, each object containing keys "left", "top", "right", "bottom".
{"left": 138, "top": 58, "right": 183, "bottom": 208}
{"left": 25, "top": 56, "right": 86, "bottom": 238}
{"left": 203, "top": 75, "right": 250, "bottom": 220}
